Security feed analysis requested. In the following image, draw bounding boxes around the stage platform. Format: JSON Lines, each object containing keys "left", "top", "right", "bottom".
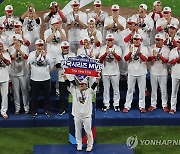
{"left": 33, "top": 144, "right": 134, "bottom": 154}
{"left": 1, "top": 109, "right": 180, "bottom": 128}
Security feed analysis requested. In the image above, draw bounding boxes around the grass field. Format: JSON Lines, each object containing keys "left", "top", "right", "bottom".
{"left": 1, "top": 0, "right": 180, "bottom": 16}
{"left": 0, "top": 126, "right": 180, "bottom": 154}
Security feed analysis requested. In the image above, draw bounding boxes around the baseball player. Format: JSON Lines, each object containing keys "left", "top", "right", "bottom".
{"left": 28, "top": 39, "right": 53, "bottom": 117}
{"left": 80, "top": 18, "right": 102, "bottom": 48}
{"left": 8, "top": 34, "right": 29, "bottom": 114}
{"left": 99, "top": 34, "right": 122, "bottom": 112}
{"left": 44, "top": 17, "right": 67, "bottom": 58}
{"left": 148, "top": 1, "right": 163, "bottom": 45}
{"left": 66, "top": 0, "right": 87, "bottom": 53}
{"left": 0, "top": 5, "right": 18, "bottom": 36}
{"left": 148, "top": 33, "right": 170, "bottom": 112}
{"left": 156, "top": 7, "right": 179, "bottom": 34}
{"left": 123, "top": 34, "right": 148, "bottom": 113}
{"left": 20, "top": 3, "right": 41, "bottom": 52}
{"left": 63, "top": 74, "right": 100, "bottom": 152}
{"left": 168, "top": 36, "right": 180, "bottom": 114}
{"left": 87, "top": 0, "right": 108, "bottom": 45}
{"left": 44, "top": 1, "right": 67, "bottom": 29}
{"left": 104, "top": 4, "right": 126, "bottom": 47}
{"left": 131, "top": 4, "right": 154, "bottom": 47}
{"left": 54, "top": 41, "right": 75, "bottom": 115}
{"left": 0, "top": 41, "right": 11, "bottom": 118}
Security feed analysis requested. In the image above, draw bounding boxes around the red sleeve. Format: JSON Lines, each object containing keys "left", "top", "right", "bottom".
{"left": 124, "top": 52, "right": 132, "bottom": 61}
{"left": 159, "top": 12, "right": 163, "bottom": 18}
{"left": 25, "top": 41, "right": 30, "bottom": 46}
{"left": 95, "top": 41, "right": 101, "bottom": 47}
{"left": 99, "top": 52, "right": 107, "bottom": 63}
{"left": 3, "top": 58, "right": 10, "bottom": 65}
{"left": 113, "top": 52, "right": 121, "bottom": 61}
{"left": 58, "top": 11, "right": 65, "bottom": 19}
{"left": 164, "top": 40, "right": 167, "bottom": 45}
{"left": 151, "top": 12, "right": 155, "bottom": 20}
{"left": 169, "top": 58, "right": 179, "bottom": 65}
{"left": 124, "top": 34, "right": 132, "bottom": 43}
{"left": 139, "top": 53, "right": 147, "bottom": 62}
{"left": 148, "top": 56, "right": 155, "bottom": 61}
{"left": 157, "top": 26, "right": 163, "bottom": 32}
{"left": 173, "top": 40, "right": 177, "bottom": 47}
{"left": 159, "top": 55, "right": 168, "bottom": 63}
{"left": 80, "top": 40, "right": 83, "bottom": 45}
{"left": 23, "top": 54, "right": 28, "bottom": 59}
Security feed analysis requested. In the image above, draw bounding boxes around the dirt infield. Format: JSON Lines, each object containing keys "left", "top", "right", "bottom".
{"left": 36, "top": 6, "right": 180, "bottom": 39}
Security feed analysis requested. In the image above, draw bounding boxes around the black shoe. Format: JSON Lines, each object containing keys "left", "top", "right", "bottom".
{"left": 57, "top": 110, "right": 65, "bottom": 116}
{"left": 45, "top": 111, "right": 53, "bottom": 117}
{"left": 114, "top": 106, "right": 120, "bottom": 112}
{"left": 102, "top": 106, "right": 110, "bottom": 112}
{"left": 30, "top": 112, "right": 37, "bottom": 118}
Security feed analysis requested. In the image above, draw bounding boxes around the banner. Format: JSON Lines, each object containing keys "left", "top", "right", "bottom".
{"left": 61, "top": 54, "right": 103, "bottom": 83}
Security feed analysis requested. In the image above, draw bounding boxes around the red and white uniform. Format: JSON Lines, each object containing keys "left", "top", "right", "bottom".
{"left": 169, "top": 47, "right": 180, "bottom": 111}
{"left": 148, "top": 44, "right": 170, "bottom": 108}
{"left": 99, "top": 44, "right": 122, "bottom": 108}
{"left": 0, "top": 51, "right": 11, "bottom": 116}
{"left": 124, "top": 44, "right": 148, "bottom": 110}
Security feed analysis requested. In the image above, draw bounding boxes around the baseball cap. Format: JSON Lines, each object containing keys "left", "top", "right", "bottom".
{"left": 139, "top": 4, "right": 148, "bottom": 10}
{"left": 50, "top": 1, "right": 58, "bottom": 7}
{"left": 80, "top": 78, "right": 88, "bottom": 85}
{"left": 106, "top": 34, "right": 114, "bottom": 41}
{"left": 83, "top": 35, "right": 91, "bottom": 42}
{"left": 168, "top": 24, "right": 178, "bottom": 29}
{"left": 133, "top": 33, "right": 142, "bottom": 40}
{"left": 88, "top": 18, "right": 95, "bottom": 23}
{"left": 14, "top": 21, "right": 22, "bottom": 28}
{"left": 94, "top": 0, "right": 102, "bottom": 7}
{"left": 61, "top": 41, "right": 70, "bottom": 49}
{"left": 14, "top": 34, "right": 23, "bottom": 42}
{"left": 163, "top": 6, "right": 171, "bottom": 13}
{"left": 127, "top": 17, "right": 135, "bottom": 24}
{"left": 35, "top": 39, "right": 44, "bottom": 45}
{"left": 71, "top": 0, "right": 80, "bottom": 6}
{"left": 153, "top": 1, "right": 161, "bottom": 6}
{"left": 51, "top": 18, "right": 61, "bottom": 25}
{"left": 155, "top": 33, "right": 164, "bottom": 41}
{"left": 5, "top": 5, "right": 13, "bottom": 13}
{"left": 111, "top": 4, "right": 119, "bottom": 11}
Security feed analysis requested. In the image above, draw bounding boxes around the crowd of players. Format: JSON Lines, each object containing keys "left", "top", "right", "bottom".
{"left": 0, "top": 0, "right": 180, "bottom": 119}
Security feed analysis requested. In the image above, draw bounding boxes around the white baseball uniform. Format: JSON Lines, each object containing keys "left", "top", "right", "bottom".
{"left": 148, "top": 44, "right": 170, "bottom": 108}
{"left": 169, "top": 47, "right": 180, "bottom": 111}
{"left": 0, "top": 51, "right": 11, "bottom": 115}
{"left": 124, "top": 44, "right": 148, "bottom": 110}
{"left": 8, "top": 44, "right": 29, "bottom": 113}
{"left": 99, "top": 44, "right": 122, "bottom": 107}
{"left": 66, "top": 11, "right": 87, "bottom": 53}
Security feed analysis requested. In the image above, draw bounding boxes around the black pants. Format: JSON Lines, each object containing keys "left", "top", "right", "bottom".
{"left": 59, "top": 81, "right": 68, "bottom": 112}
{"left": 31, "top": 79, "right": 50, "bottom": 113}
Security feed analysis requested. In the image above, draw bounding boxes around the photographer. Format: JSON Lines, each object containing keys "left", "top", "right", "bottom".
{"left": 44, "top": 1, "right": 67, "bottom": 29}
{"left": 0, "top": 41, "right": 11, "bottom": 119}
{"left": 123, "top": 34, "right": 148, "bottom": 113}
{"left": 8, "top": 34, "right": 29, "bottom": 115}
{"left": 28, "top": 39, "right": 53, "bottom": 118}
{"left": 20, "top": 3, "right": 41, "bottom": 52}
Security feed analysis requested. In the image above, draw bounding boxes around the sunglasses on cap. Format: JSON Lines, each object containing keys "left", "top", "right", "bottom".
{"left": 127, "top": 22, "right": 134, "bottom": 25}
{"left": 14, "top": 25, "right": 21, "bottom": 28}
{"left": 155, "top": 38, "right": 163, "bottom": 41}
{"left": 106, "top": 38, "right": 114, "bottom": 41}
{"left": 72, "top": 4, "right": 79, "bottom": 7}
{"left": 163, "top": 11, "right": 170, "bottom": 14}
{"left": 6, "top": 10, "right": 13, "bottom": 13}
{"left": 133, "top": 38, "right": 141, "bottom": 41}
{"left": 94, "top": 4, "right": 101, "bottom": 7}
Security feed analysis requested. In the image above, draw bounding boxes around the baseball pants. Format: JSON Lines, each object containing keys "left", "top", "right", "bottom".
{"left": 0, "top": 81, "right": 8, "bottom": 115}
{"left": 102, "top": 74, "right": 120, "bottom": 107}
{"left": 74, "top": 116, "right": 93, "bottom": 147}
{"left": 170, "top": 77, "right": 180, "bottom": 111}
{"left": 125, "top": 74, "right": 146, "bottom": 109}
{"left": 150, "top": 75, "right": 168, "bottom": 108}
{"left": 11, "top": 74, "right": 29, "bottom": 112}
